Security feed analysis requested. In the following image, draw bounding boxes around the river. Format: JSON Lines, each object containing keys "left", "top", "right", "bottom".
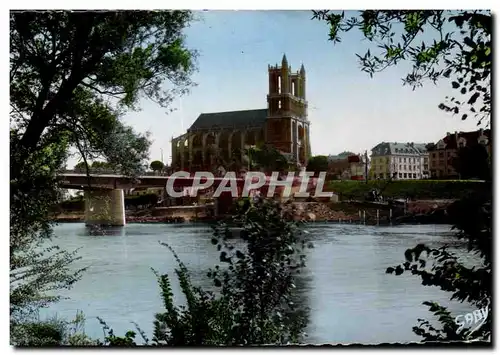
{"left": 40, "top": 222, "right": 476, "bottom": 344}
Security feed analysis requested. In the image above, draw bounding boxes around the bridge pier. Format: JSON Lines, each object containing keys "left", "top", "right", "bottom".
{"left": 84, "top": 189, "right": 126, "bottom": 226}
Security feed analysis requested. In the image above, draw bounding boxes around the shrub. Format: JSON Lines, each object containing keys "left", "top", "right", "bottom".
{"left": 328, "top": 180, "right": 487, "bottom": 200}
{"left": 101, "top": 198, "right": 310, "bottom": 346}
{"left": 11, "top": 311, "right": 98, "bottom": 346}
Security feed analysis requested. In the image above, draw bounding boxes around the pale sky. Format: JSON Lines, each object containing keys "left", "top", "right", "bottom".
{"left": 68, "top": 10, "right": 480, "bottom": 168}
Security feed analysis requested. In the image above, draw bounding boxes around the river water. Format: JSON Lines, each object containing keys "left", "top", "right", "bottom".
{"left": 41, "top": 222, "right": 476, "bottom": 344}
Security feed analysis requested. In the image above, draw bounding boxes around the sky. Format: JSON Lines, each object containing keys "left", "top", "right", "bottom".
{"left": 76, "top": 10, "right": 481, "bottom": 167}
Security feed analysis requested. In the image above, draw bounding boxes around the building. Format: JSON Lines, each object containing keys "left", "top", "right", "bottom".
{"left": 427, "top": 129, "right": 491, "bottom": 179}
{"left": 171, "top": 54, "right": 311, "bottom": 172}
{"left": 370, "top": 142, "right": 430, "bottom": 180}
{"left": 327, "top": 153, "right": 366, "bottom": 180}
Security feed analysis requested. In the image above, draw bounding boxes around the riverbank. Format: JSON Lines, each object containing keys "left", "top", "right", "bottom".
{"left": 55, "top": 199, "right": 454, "bottom": 225}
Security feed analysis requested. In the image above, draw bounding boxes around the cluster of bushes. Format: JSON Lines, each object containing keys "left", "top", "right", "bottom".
{"left": 58, "top": 197, "right": 85, "bottom": 212}
{"left": 124, "top": 193, "right": 159, "bottom": 210}
{"left": 328, "top": 179, "right": 488, "bottom": 200}
{"left": 14, "top": 199, "right": 311, "bottom": 346}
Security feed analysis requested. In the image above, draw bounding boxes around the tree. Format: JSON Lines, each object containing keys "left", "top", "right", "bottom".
{"left": 100, "top": 198, "right": 310, "bottom": 345}
{"left": 314, "top": 10, "right": 491, "bottom": 342}
{"left": 150, "top": 160, "right": 165, "bottom": 172}
{"left": 246, "top": 144, "right": 291, "bottom": 173}
{"left": 336, "top": 151, "right": 355, "bottom": 158}
{"left": 452, "top": 144, "right": 491, "bottom": 180}
{"left": 11, "top": 10, "right": 196, "bottom": 177}
{"left": 73, "top": 161, "right": 87, "bottom": 170}
{"left": 312, "top": 11, "right": 491, "bottom": 126}
{"left": 306, "top": 155, "right": 329, "bottom": 174}
{"left": 10, "top": 10, "right": 197, "bottom": 344}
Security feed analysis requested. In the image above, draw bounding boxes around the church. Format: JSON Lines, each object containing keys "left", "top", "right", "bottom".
{"left": 171, "top": 55, "right": 311, "bottom": 173}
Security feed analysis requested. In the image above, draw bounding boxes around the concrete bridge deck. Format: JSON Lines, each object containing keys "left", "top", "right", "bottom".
{"left": 58, "top": 170, "right": 324, "bottom": 227}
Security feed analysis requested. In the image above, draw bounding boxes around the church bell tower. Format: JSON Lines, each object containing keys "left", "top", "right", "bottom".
{"left": 265, "top": 54, "right": 310, "bottom": 166}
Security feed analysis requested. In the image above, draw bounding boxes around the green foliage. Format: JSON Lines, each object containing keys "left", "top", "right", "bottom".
{"left": 103, "top": 198, "right": 309, "bottom": 345}
{"left": 206, "top": 198, "right": 309, "bottom": 344}
{"left": 328, "top": 179, "right": 486, "bottom": 200}
{"left": 306, "top": 155, "right": 329, "bottom": 174}
{"left": 313, "top": 10, "right": 492, "bottom": 342}
{"left": 312, "top": 10, "right": 491, "bottom": 126}
{"left": 73, "top": 161, "right": 87, "bottom": 170}
{"left": 58, "top": 198, "right": 85, "bottom": 212}
{"left": 150, "top": 160, "right": 165, "bottom": 172}
{"left": 125, "top": 193, "right": 159, "bottom": 209}
{"left": 10, "top": 10, "right": 197, "bottom": 343}
{"left": 10, "top": 133, "right": 86, "bottom": 323}
{"left": 247, "top": 144, "right": 292, "bottom": 172}
{"left": 11, "top": 10, "right": 197, "bottom": 178}
{"left": 386, "top": 189, "right": 491, "bottom": 340}
{"left": 452, "top": 144, "right": 491, "bottom": 180}
{"left": 97, "top": 318, "right": 142, "bottom": 347}
{"left": 12, "top": 311, "right": 99, "bottom": 346}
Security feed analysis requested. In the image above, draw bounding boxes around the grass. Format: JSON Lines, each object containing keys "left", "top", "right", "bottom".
{"left": 327, "top": 179, "right": 487, "bottom": 200}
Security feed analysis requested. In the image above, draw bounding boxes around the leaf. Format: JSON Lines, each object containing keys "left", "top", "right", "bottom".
{"left": 451, "top": 82, "right": 460, "bottom": 89}
{"left": 468, "top": 92, "right": 480, "bottom": 105}
{"left": 463, "top": 36, "right": 476, "bottom": 48}
{"left": 462, "top": 114, "right": 468, "bottom": 120}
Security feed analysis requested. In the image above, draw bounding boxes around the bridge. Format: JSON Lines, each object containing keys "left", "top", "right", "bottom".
{"left": 58, "top": 170, "right": 321, "bottom": 226}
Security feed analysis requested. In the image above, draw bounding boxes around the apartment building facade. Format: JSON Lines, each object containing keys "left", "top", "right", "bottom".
{"left": 427, "top": 129, "right": 491, "bottom": 179}
{"left": 370, "top": 142, "right": 430, "bottom": 180}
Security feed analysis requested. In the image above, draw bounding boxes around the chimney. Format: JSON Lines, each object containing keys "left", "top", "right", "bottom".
{"left": 446, "top": 132, "right": 450, "bottom": 137}
{"left": 479, "top": 128, "right": 484, "bottom": 136}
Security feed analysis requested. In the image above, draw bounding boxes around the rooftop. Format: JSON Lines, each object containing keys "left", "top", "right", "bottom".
{"left": 371, "top": 142, "right": 430, "bottom": 156}
{"left": 429, "top": 129, "right": 491, "bottom": 150}
{"left": 188, "top": 109, "right": 268, "bottom": 131}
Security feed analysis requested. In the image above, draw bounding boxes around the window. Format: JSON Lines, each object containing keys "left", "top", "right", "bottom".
{"left": 413, "top": 173, "right": 417, "bottom": 179}
{"left": 404, "top": 158, "right": 407, "bottom": 162}
{"left": 278, "top": 100, "right": 282, "bottom": 109}
{"left": 432, "top": 153, "right": 436, "bottom": 158}
{"left": 403, "top": 165, "right": 407, "bottom": 170}
{"left": 278, "top": 75, "right": 282, "bottom": 94}
{"left": 399, "top": 173, "right": 402, "bottom": 178}
{"left": 399, "top": 165, "right": 402, "bottom": 170}
{"left": 399, "top": 157, "right": 402, "bottom": 163}
{"left": 409, "top": 165, "right": 412, "bottom": 171}
{"left": 403, "top": 173, "right": 407, "bottom": 178}
{"left": 439, "top": 152, "right": 444, "bottom": 158}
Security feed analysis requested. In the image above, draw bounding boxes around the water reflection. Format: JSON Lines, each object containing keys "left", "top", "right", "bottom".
{"left": 84, "top": 225, "right": 125, "bottom": 237}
